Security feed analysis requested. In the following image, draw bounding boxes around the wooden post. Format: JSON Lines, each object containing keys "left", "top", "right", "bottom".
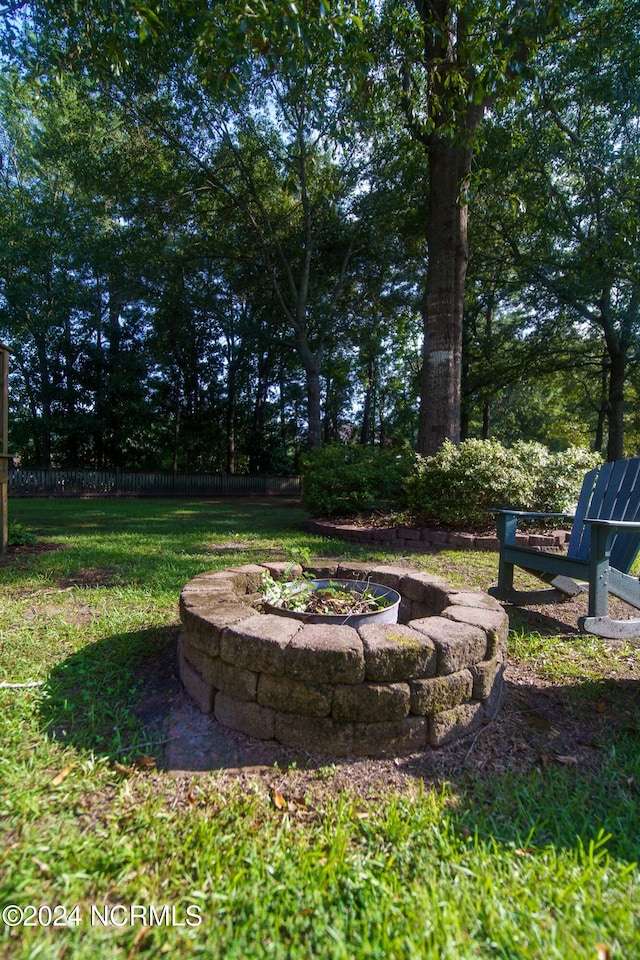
{"left": 0, "top": 344, "right": 10, "bottom": 554}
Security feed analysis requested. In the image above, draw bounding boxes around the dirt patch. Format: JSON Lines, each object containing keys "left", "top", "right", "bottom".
{"left": 162, "top": 637, "right": 639, "bottom": 803}
{"left": 131, "top": 634, "right": 182, "bottom": 740}
{"left": 0, "top": 541, "right": 65, "bottom": 565}
{"left": 505, "top": 589, "right": 640, "bottom": 646}
{"left": 57, "top": 567, "right": 117, "bottom": 589}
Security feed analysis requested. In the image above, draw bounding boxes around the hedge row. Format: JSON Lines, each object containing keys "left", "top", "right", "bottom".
{"left": 300, "top": 440, "right": 602, "bottom": 530}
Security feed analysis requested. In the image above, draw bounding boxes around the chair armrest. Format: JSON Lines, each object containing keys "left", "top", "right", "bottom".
{"left": 491, "top": 509, "right": 575, "bottom": 521}
{"left": 493, "top": 508, "right": 575, "bottom": 550}
{"left": 584, "top": 518, "right": 640, "bottom": 530}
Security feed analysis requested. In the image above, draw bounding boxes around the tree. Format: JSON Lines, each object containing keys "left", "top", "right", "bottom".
{"left": 16, "top": 0, "right": 376, "bottom": 451}
{"left": 480, "top": 0, "right": 640, "bottom": 459}
{"left": 382, "top": 0, "right": 571, "bottom": 454}
{"left": 0, "top": 68, "right": 185, "bottom": 467}
{"left": 6, "top": 0, "right": 606, "bottom": 467}
{"left": 0, "top": 72, "right": 93, "bottom": 466}
{"left": 459, "top": 137, "right": 593, "bottom": 446}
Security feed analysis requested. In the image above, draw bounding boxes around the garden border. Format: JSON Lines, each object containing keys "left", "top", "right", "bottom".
{"left": 307, "top": 518, "right": 571, "bottom": 553}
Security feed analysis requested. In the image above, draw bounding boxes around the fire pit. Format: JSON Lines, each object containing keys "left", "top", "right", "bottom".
{"left": 178, "top": 561, "right": 508, "bottom": 757}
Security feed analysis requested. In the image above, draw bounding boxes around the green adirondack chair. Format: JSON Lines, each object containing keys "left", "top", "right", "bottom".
{"left": 489, "top": 458, "right": 640, "bottom": 638}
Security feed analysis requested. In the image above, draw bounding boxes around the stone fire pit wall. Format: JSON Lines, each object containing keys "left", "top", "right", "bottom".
{"left": 178, "top": 562, "right": 508, "bottom": 757}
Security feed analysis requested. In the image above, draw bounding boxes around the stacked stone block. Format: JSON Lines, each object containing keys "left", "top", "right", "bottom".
{"left": 178, "top": 562, "right": 508, "bottom": 757}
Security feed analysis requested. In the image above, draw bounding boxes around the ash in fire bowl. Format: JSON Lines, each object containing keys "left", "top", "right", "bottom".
{"left": 178, "top": 561, "right": 508, "bottom": 758}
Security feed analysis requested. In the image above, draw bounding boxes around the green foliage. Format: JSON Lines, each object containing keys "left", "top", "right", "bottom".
{"left": 5, "top": 0, "right": 639, "bottom": 470}
{"left": 260, "top": 571, "right": 312, "bottom": 611}
{"left": 527, "top": 443, "right": 604, "bottom": 514}
{"left": 404, "top": 439, "right": 602, "bottom": 529}
{"left": 301, "top": 439, "right": 603, "bottom": 526}
{"left": 261, "top": 573, "right": 392, "bottom": 615}
{"left": 470, "top": 0, "right": 640, "bottom": 461}
{"left": 6, "top": 521, "right": 37, "bottom": 546}
{"left": 300, "top": 443, "right": 413, "bottom": 516}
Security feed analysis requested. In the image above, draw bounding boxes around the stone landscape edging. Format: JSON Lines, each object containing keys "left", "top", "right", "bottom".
{"left": 307, "top": 518, "right": 571, "bottom": 553}
{"left": 178, "top": 561, "right": 509, "bottom": 758}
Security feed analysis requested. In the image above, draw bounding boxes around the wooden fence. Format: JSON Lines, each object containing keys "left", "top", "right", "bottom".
{"left": 8, "top": 467, "right": 301, "bottom": 498}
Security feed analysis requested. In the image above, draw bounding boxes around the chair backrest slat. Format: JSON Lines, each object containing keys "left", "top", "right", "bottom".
{"left": 609, "top": 459, "right": 640, "bottom": 571}
{"left": 567, "top": 459, "right": 640, "bottom": 572}
{"left": 567, "top": 466, "right": 601, "bottom": 561}
{"left": 596, "top": 459, "right": 638, "bottom": 519}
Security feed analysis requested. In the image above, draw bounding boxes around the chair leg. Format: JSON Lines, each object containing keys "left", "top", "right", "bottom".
{"left": 495, "top": 513, "right": 516, "bottom": 593}
{"left": 588, "top": 525, "right": 613, "bottom": 619}
{"left": 578, "top": 526, "right": 640, "bottom": 636}
{"left": 579, "top": 615, "right": 640, "bottom": 639}
{"left": 497, "top": 556, "right": 515, "bottom": 593}
{"left": 489, "top": 562, "right": 575, "bottom": 604}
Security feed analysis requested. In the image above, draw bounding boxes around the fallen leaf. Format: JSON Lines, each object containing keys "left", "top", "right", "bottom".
{"left": 272, "top": 790, "right": 287, "bottom": 810}
{"left": 50, "top": 763, "right": 76, "bottom": 786}
{"left": 540, "top": 752, "right": 580, "bottom": 768}
{"left": 113, "top": 762, "right": 132, "bottom": 776}
{"left": 133, "top": 756, "right": 156, "bottom": 769}
{"left": 595, "top": 701, "right": 607, "bottom": 714}
{"left": 31, "top": 856, "right": 52, "bottom": 877}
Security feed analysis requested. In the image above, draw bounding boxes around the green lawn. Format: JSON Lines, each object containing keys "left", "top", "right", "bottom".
{"left": 1, "top": 498, "right": 638, "bottom": 959}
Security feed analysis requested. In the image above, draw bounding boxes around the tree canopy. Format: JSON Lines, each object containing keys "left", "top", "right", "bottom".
{"left": 0, "top": 0, "right": 638, "bottom": 471}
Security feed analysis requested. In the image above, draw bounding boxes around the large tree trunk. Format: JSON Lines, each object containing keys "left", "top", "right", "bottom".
{"left": 306, "top": 360, "right": 323, "bottom": 449}
{"left": 593, "top": 351, "right": 608, "bottom": 454}
{"left": 606, "top": 347, "right": 626, "bottom": 461}
{"left": 417, "top": 140, "right": 471, "bottom": 456}
{"left": 295, "top": 333, "right": 323, "bottom": 449}
{"left": 601, "top": 283, "right": 631, "bottom": 462}
{"left": 36, "top": 337, "right": 52, "bottom": 469}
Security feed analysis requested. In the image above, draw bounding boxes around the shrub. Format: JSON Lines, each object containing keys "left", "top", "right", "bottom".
{"left": 300, "top": 444, "right": 413, "bottom": 517}
{"left": 524, "top": 443, "right": 603, "bottom": 513}
{"left": 404, "top": 439, "right": 602, "bottom": 530}
{"left": 404, "top": 440, "right": 533, "bottom": 529}
{"left": 6, "top": 521, "right": 37, "bottom": 546}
